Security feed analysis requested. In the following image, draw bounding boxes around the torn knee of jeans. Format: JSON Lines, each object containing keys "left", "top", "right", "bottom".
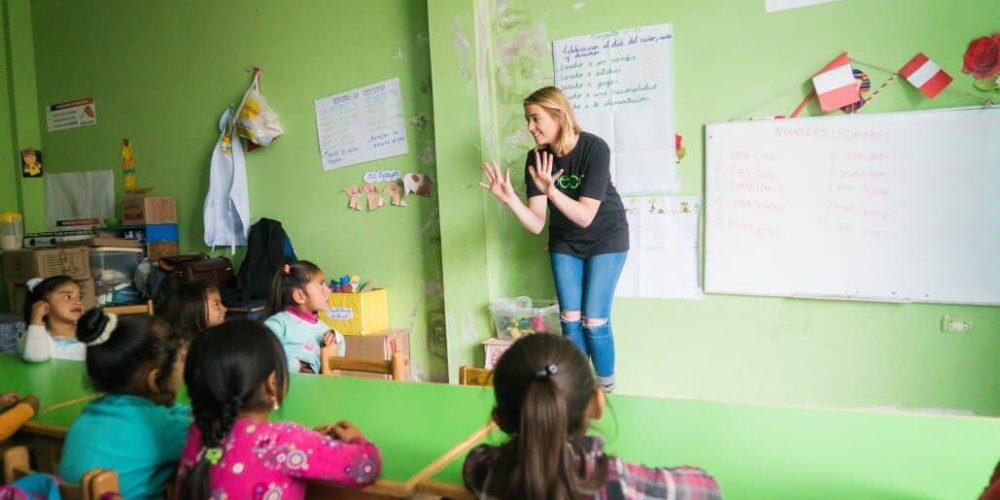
{"left": 583, "top": 317, "right": 608, "bottom": 328}
{"left": 561, "top": 311, "right": 582, "bottom": 323}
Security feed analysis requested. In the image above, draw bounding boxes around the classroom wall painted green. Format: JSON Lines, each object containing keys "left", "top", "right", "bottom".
{"left": 428, "top": 0, "right": 1000, "bottom": 415}
{"left": 10, "top": 0, "right": 1000, "bottom": 415}
{"left": 1, "top": 0, "right": 44, "bottom": 312}
{"left": 24, "top": 0, "right": 447, "bottom": 380}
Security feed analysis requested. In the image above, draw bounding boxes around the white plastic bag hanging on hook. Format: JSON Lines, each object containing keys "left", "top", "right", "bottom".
{"left": 235, "top": 67, "right": 284, "bottom": 149}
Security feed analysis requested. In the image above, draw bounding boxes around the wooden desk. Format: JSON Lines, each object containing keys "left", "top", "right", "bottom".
{"left": 5, "top": 355, "right": 1000, "bottom": 499}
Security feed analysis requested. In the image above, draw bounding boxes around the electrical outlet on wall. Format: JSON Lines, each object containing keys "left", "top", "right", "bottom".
{"left": 941, "top": 315, "right": 972, "bottom": 334}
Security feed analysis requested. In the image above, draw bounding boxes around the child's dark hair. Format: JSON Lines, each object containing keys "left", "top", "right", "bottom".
{"left": 76, "top": 308, "right": 186, "bottom": 397}
{"left": 266, "top": 260, "right": 322, "bottom": 316}
{"left": 160, "top": 281, "right": 219, "bottom": 335}
{"left": 491, "top": 333, "right": 609, "bottom": 500}
{"left": 22, "top": 275, "right": 78, "bottom": 324}
{"left": 180, "top": 320, "right": 289, "bottom": 500}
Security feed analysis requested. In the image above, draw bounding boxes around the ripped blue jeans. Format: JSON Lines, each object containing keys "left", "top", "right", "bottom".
{"left": 550, "top": 251, "right": 626, "bottom": 379}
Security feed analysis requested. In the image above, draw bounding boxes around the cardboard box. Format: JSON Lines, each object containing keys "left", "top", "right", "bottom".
{"left": 8, "top": 278, "right": 96, "bottom": 314}
{"left": 2, "top": 247, "right": 91, "bottom": 284}
{"left": 122, "top": 189, "right": 176, "bottom": 225}
{"left": 342, "top": 330, "right": 409, "bottom": 379}
{"left": 147, "top": 242, "right": 179, "bottom": 262}
{"left": 321, "top": 289, "right": 388, "bottom": 335}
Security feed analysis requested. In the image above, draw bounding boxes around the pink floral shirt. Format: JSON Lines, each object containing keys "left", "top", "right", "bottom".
{"left": 177, "top": 419, "right": 381, "bottom": 500}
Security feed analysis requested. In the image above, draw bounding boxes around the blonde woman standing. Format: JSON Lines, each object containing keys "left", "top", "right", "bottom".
{"left": 481, "top": 86, "right": 628, "bottom": 392}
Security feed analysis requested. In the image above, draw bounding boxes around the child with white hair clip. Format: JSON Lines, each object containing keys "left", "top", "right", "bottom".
{"left": 19, "top": 275, "right": 87, "bottom": 361}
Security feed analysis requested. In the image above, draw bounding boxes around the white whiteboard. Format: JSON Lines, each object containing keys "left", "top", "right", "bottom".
{"left": 705, "top": 107, "right": 1000, "bottom": 305}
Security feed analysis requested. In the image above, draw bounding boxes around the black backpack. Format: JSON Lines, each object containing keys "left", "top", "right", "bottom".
{"left": 237, "top": 218, "right": 297, "bottom": 302}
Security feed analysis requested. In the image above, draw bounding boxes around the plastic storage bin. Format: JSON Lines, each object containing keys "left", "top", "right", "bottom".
{"left": 0, "top": 212, "right": 23, "bottom": 251}
{"left": 90, "top": 247, "right": 144, "bottom": 305}
{"left": 488, "top": 296, "right": 560, "bottom": 340}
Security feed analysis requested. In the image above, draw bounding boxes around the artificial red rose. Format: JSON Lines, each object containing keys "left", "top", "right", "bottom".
{"left": 962, "top": 34, "right": 1000, "bottom": 79}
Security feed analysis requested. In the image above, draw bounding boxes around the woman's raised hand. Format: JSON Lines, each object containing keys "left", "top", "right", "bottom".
{"left": 527, "top": 150, "right": 563, "bottom": 196}
{"left": 479, "top": 160, "right": 517, "bottom": 205}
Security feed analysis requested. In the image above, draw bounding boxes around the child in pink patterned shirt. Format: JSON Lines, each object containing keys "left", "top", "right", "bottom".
{"left": 176, "top": 320, "right": 381, "bottom": 499}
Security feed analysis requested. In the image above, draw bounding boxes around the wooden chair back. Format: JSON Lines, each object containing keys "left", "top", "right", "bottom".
{"left": 3, "top": 446, "right": 120, "bottom": 500}
{"left": 323, "top": 350, "right": 407, "bottom": 381}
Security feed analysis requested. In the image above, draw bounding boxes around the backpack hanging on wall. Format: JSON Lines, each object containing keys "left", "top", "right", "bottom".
{"left": 237, "top": 218, "right": 297, "bottom": 302}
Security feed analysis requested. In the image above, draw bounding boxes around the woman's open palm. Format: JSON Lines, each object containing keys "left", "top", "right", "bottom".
{"left": 528, "top": 150, "right": 563, "bottom": 196}
{"left": 479, "top": 160, "right": 517, "bottom": 204}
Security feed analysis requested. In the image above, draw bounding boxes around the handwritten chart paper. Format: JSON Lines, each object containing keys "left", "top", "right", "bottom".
{"left": 553, "top": 24, "right": 678, "bottom": 195}
{"left": 616, "top": 196, "right": 702, "bottom": 299}
{"left": 315, "top": 78, "right": 408, "bottom": 171}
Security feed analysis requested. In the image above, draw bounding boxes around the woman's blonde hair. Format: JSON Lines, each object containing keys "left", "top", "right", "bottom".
{"left": 523, "top": 86, "right": 582, "bottom": 156}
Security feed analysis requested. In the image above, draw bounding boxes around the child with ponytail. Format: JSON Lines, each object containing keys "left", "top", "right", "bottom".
{"left": 463, "top": 333, "right": 722, "bottom": 500}
{"left": 264, "top": 261, "right": 345, "bottom": 374}
{"left": 59, "top": 308, "right": 191, "bottom": 500}
{"left": 177, "top": 320, "right": 380, "bottom": 499}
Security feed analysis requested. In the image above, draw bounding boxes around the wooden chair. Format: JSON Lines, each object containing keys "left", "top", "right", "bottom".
{"left": 103, "top": 299, "right": 154, "bottom": 316}
{"left": 3, "top": 446, "right": 120, "bottom": 500}
{"left": 458, "top": 366, "right": 492, "bottom": 386}
{"left": 322, "top": 350, "right": 407, "bottom": 381}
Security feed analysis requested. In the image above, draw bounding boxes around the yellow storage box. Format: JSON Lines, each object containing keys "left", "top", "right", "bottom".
{"left": 320, "top": 288, "right": 388, "bottom": 335}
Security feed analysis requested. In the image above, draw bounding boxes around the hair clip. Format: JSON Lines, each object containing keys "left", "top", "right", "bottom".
{"left": 203, "top": 447, "right": 223, "bottom": 465}
{"left": 282, "top": 264, "right": 291, "bottom": 275}
{"left": 86, "top": 312, "right": 118, "bottom": 347}
{"left": 26, "top": 277, "right": 43, "bottom": 293}
{"left": 533, "top": 363, "right": 558, "bottom": 380}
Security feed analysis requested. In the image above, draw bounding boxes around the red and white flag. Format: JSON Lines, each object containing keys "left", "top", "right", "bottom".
{"left": 812, "top": 52, "right": 860, "bottom": 112}
{"left": 899, "top": 52, "right": 952, "bottom": 99}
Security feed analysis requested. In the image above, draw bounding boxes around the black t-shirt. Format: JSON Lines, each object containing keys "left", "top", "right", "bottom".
{"left": 525, "top": 132, "right": 629, "bottom": 258}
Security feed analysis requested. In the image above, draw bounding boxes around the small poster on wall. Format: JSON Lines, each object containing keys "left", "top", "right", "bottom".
{"left": 314, "top": 78, "right": 409, "bottom": 171}
{"left": 46, "top": 97, "right": 97, "bottom": 132}
{"left": 21, "top": 149, "right": 42, "bottom": 177}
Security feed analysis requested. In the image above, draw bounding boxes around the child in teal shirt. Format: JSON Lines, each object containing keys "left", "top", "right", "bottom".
{"left": 59, "top": 308, "right": 190, "bottom": 500}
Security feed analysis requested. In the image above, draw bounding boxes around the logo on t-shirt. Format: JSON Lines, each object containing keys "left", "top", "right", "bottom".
{"left": 557, "top": 174, "right": 585, "bottom": 190}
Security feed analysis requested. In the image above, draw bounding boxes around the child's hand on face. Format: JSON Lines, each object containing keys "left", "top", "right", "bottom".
{"left": 315, "top": 420, "right": 364, "bottom": 442}
{"left": 30, "top": 301, "right": 50, "bottom": 326}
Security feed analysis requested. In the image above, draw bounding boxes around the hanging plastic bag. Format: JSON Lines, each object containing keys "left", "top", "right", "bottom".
{"left": 235, "top": 68, "right": 284, "bottom": 148}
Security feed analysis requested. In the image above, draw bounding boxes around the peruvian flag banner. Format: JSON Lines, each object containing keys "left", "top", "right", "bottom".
{"left": 812, "top": 52, "right": 860, "bottom": 112}
{"left": 899, "top": 52, "right": 952, "bottom": 99}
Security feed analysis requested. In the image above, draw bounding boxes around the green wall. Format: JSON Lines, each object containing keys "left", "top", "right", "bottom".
{"left": 1, "top": 0, "right": 43, "bottom": 311}
{"left": 10, "top": 0, "right": 1000, "bottom": 414}
{"left": 25, "top": 0, "right": 446, "bottom": 380}
{"left": 429, "top": 0, "right": 1000, "bottom": 415}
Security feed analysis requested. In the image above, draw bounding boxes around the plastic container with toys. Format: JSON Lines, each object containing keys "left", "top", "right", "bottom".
{"left": 488, "top": 296, "right": 560, "bottom": 340}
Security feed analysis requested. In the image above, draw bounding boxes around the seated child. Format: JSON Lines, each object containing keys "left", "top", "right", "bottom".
{"left": 0, "top": 391, "right": 39, "bottom": 441}
{"left": 59, "top": 308, "right": 190, "bottom": 500}
{"left": 19, "top": 276, "right": 86, "bottom": 361}
{"left": 160, "top": 281, "right": 228, "bottom": 336}
{"left": 264, "top": 261, "right": 345, "bottom": 374}
{"left": 463, "top": 333, "right": 723, "bottom": 500}
{"left": 176, "top": 320, "right": 381, "bottom": 499}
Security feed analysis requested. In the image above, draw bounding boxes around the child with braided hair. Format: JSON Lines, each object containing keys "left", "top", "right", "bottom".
{"left": 176, "top": 320, "right": 381, "bottom": 499}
